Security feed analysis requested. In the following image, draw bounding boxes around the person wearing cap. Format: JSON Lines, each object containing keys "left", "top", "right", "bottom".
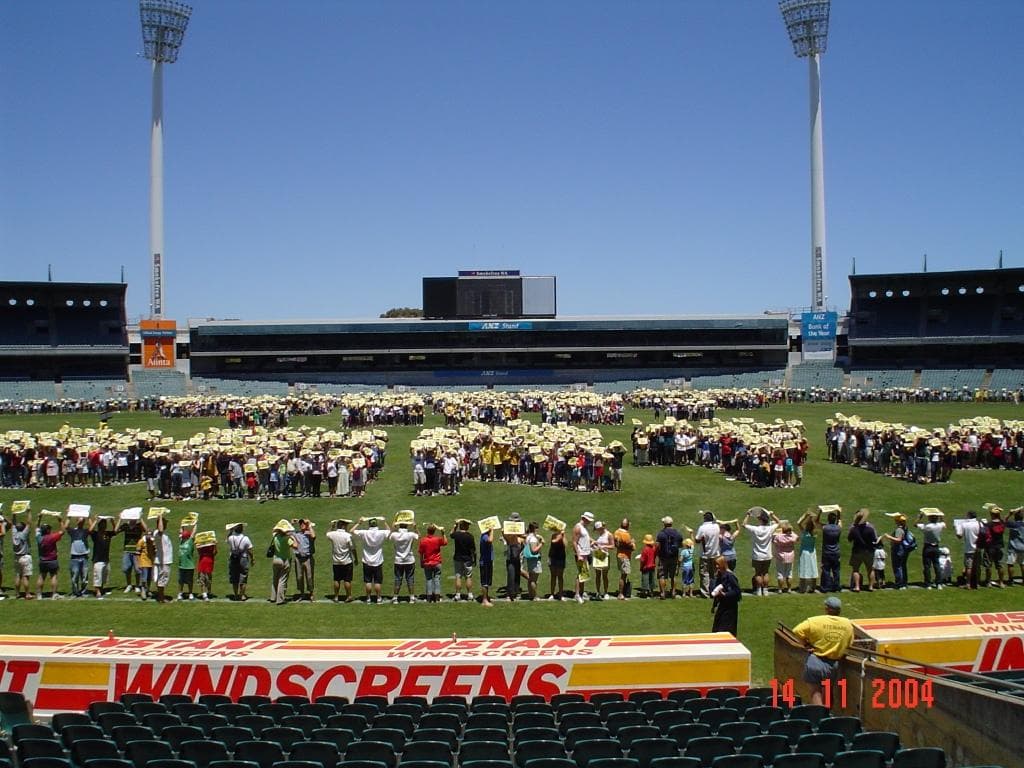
{"left": 269, "top": 520, "right": 297, "bottom": 605}
{"left": 390, "top": 519, "right": 420, "bottom": 604}
{"left": 696, "top": 511, "right": 723, "bottom": 597}
{"left": 573, "top": 512, "right": 594, "bottom": 604}
{"left": 292, "top": 519, "right": 316, "bottom": 601}
{"left": 227, "top": 523, "right": 253, "bottom": 601}
{"left": 916, "top": 509, "right": 946, "bottom": 589}
{"left": 613, "top": 518, "right": 635, "bottom": 600}
{"left": 655, "top": 516, "right": 682, "bottom": 599}
{"left": 792, "top": 596, "right": 855, "bottom": 707}
{"left": 326, "top": 519, "right": 356, "bottom": 602}
{"left": 880, "top": 514, "right": 911, "bottom": 590}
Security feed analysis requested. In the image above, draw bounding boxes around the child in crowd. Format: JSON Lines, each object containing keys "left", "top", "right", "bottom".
{"left": 197, "top": 536, "right": 218, "bottom": 601}
{"left": 679, "top": 538, "right": 695, "bottom": 597}
{"left": 938, "top": 546, "right": 953, "bottom": 586}
{"left": 639, "top": 534, "right": 657, "bottom": 598}
{"left": 871, "top": 541, "right": 887, "bottom": 590}
{"left": 135, "top": 531, "right": 155, "bottom": 600}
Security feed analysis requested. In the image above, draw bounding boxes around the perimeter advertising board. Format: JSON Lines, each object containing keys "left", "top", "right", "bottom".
{"left": 140, "top": 319, "right": 176, "bottom": 368}
{"left": 0, "top": 633, "right": 750, "bottom": 714}
{"left": 854, "top": 612, "right": 1024, "bottom": 674}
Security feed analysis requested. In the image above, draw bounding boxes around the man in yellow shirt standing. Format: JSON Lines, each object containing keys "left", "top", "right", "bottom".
{"left": 792, "top": 596, "right": 855, "bottom": 706}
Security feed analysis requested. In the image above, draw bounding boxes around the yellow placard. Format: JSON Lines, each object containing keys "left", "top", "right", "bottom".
{"left": 180, "top": 512, "right": 199, "bottom": 527}
{"left": 543, "top": 515, "right": 566, "bottom": 533}
{"left": 243, "top": 463, "right": 257, "bottom": 474}
{"left": 148, "top": 507, "right": 170, "bottom": 520}
{"left": 394, "top": 510, "right": 416, "bottom": 525}
{"left": 257, "top": 460, "right": 270, "bottom": 471}
{"left": 194, "top": 531, "right": 217, "bottom": 547}
{"left": 477, "top": 516, "right": 500, "bottom": 534}
{"left": 11, "top": 500, "right": 30, "bottom": 514}
{"left": 503, "top": 521, "right": 525, "bottom": 535}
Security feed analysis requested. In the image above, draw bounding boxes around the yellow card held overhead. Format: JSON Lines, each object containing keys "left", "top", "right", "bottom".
{"left": 477, "top": 516, "right": 500, "bottom": 534}
{"left": 394, "top": 510, "right": 416, "bottom": 525}
{"left": 148, "top": 507, "right": 171, "bottom": 520}
{"left": 503, "top": 520, "right": 525, "bottom": 535}
{"left": 543, "top": 515, "right": 567, "bottom": 532}
{"left": 11, "top": 500, "right": 30, "bottom": 514}
{"left": 243, "top": 463, "right": 258, "bottom": 474}
{"left": 180, "top": 512, "right": 199, "bottom": 527}
{"left": 194, "top": 531, "right": 217, "bottom": 547}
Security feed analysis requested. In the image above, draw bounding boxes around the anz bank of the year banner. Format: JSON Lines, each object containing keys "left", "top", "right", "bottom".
{"left": 801, "top": 311, "right": 837, "bottom": 361}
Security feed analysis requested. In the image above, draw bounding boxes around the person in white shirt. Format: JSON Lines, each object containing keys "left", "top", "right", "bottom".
{"left": 389, "top": 520, "right": 420, "bottom": 603}
{"left": 916, "top": 510, "right": 946, "bottom": 589}
{"left": 744, "top": 506, "right": 780, "bottom": 596}
{"left": 152, "top": 514, "right": 174, "bottom": 604}
{"left": 352, "top": 517, "right": 390, "bottom": 604}
{"left": 326, "top": 519, "right": 356, "bottom": 602}
{"left": 227, "top": 523, "right": 253, "bottom": 601}
{"left": 573, "top": 512, "right": 594, "bottom": 604}
{"left": 442, "top": 453, "right": 460, "bottom": 495}
{"left": 694, "top": 511, "right": 723, "bottom": 598}
{"left": 956, "top": 511, "right": 981, "bottom": 588}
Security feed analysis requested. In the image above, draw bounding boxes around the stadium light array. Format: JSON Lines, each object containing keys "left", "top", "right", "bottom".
{"left": 779, "top": 0, "right": 830, "bottom": 312}
{"left": 140, "top": 0, "right": 192, "bottom": 319}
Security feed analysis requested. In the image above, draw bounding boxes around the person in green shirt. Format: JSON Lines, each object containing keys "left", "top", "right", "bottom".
{"left": 270, "top": 520, "right": 298, "bottom": 605}
{"left": 177, "top": 520, "right": 198, "bottom": 600}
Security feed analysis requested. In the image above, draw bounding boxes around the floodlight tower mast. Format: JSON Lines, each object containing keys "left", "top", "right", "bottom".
{"left": 139, "top": 0, "right": 192, "bottom": 319}
{"left": 779, "top": 0, "right": 830, "bottom": 312}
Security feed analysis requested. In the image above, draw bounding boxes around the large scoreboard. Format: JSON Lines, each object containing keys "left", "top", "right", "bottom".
{"left": 423, "top": 271, "right": 556, "bottom": 320}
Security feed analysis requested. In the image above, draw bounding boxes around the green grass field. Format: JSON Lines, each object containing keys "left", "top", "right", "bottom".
{"left": 2, "top": 401, "right": 1023, "bottom": 684}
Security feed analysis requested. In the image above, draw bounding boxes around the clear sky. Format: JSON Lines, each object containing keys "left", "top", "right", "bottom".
{"left": 2, "top": 1, "right": 1021, "bottom": 322}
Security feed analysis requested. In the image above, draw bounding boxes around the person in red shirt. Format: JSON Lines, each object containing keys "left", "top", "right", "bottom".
{"left": 418, "top": 524, "right": 448, "bottom": 603}
{"left": 196, "top": 538, "right": 218, "bottom": 601}
{"left": 36, "top": 517, "right": 68, "bottom": 599}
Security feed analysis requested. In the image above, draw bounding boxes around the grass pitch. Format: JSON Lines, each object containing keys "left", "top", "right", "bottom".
{"left": 2, "top": 400, "right": 1022, "bottom": 684}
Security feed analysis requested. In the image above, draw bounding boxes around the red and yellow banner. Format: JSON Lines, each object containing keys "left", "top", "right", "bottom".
{"left": 854, "top": 611, "right": 1024, "bottom": 673}
{"left": 140, "top": 319, "right": 176, "bottom": 369}
{"left": 0, "top": 633, "right": 750, "bottom": 714}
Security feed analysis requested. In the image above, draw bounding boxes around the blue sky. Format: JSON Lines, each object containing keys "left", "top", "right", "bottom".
{"left": 2, "top": 1, "right": 1021, "bottom": 322}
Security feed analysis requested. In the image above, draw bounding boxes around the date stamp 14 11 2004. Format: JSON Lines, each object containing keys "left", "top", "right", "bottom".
{"left": 770, "top": 677, "right": 935, "bottom": 709}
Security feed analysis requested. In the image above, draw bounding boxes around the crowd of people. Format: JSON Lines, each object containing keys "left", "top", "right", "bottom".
{"left": 431, "top": 391, "right": 626, "bottom": 427}
{"left": 4, "top": 502, "right": 1020, "bottom": 607}
{"left": 826, "top": 416, "right": 1024, "bottom": 481}
{"left": 629, "top": 417, "right": 809, "bottom": 489}
{"left": 0, "top": 424, "right": 388, "bottom": 500}
{"left": 407, "top": 421, "right": 625, "bottom": 495}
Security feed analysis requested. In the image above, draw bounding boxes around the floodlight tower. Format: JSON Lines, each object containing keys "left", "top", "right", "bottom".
{"left": 779, "top": 0, "right": 830, "bottom": 312}
{"left": 140, "top": 0, "right": 192, "bottom": 319}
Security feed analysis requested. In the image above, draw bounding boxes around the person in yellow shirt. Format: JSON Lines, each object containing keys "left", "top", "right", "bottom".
{"left": 135, "top": 530, "right": 156, "bottom": 601}
{"left": 792, "top": 596, "right": 855, "bottom": 706}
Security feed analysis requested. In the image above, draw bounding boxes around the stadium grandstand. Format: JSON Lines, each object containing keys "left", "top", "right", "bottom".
{"left": 0, "top": 281, "right": 128, "bottom": 384}
{"left": 847, "top": 266, "right": 1024, "bottom": 369}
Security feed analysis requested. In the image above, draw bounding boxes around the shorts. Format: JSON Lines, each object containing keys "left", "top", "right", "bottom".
{"left": 752, "top": 559, "right": 771, "bottom": 577}
{"left": 987, "top": 547, "right": 1004, "bottom": 568}
{"left": 93, "top": 561, "right": 109, "bottom": 587}
{"left": 776, "top": 560, "right": 793, "bottom": 580}
{"left": 394, "top": 562, "right": 415, "bottom": 587}
{"left": 454, "top": 561, "right": 474, "bottom": 578}
{"left": 849, "top": 550, "right": 873, "bottom": 571}
{"left": 16, "top": 555, "right": 33, "bottom": 578}
{"left": 178, "top": 567, "right": 194, "bottom": 584}
{"left": 480, "top": 562, "right": 494, "bottom": 587}
{"left": 524, "top": 558, "right": 542, "bottom": 576}
{"left": 228, "top": 554, "right": 250, "bottom": 585}
{"left": 138, "top": 567, "right": 151, "bottom": 585}
{"left": 122, "top": 551, "right": 139, "bottom": 574}
{"left": 617, "top": 557, "right": 632, "bottom": 576}
{"left": 155, "top": 565, "right": 171, "bottom": 588}
{"left": 333, "top": 563, "right": 354, "bottom": 583}
{"left": 362, "top": 563, "right": 383, "bottom": 585}
{"left": 1007, "top": 548, "right": 1022, "bottom": 566}
{"left": 963, "top": 551, "right": 975, "bottom": 571}
{"left": 681, "top": 563, "right": 694, "bottom": 586}
{"left": 658, "top": 557, "right": 679, "bottom": 580}
{"left": 803, "top": 654, "right": 839, "bottom": 686}
{"left": 413, "top": 467, "right": 427, "bottom": 484}
{"left": 40, "top": 559, "right": 59, "bottom": 576}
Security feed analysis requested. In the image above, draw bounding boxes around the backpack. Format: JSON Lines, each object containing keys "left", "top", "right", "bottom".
{"left": 661, "top": 532, "right": 680, "bottom": 559}
{"left": 901, "top": 527, "right": 917, "bottom": 553}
